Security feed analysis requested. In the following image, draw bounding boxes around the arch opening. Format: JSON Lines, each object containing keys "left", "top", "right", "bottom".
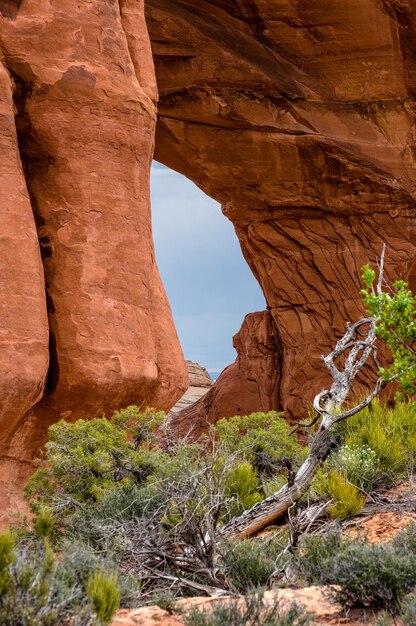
{"left": 151, "top": 161, "right": 266, "bottom": 381}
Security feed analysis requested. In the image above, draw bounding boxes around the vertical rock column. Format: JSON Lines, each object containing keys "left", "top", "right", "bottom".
{"left": 0, "top": 59, "right": 49, "bottom": 515}
{"left": 0, "top": 60, "right": 49, "bottom": 440}
{"left": 0, "top": 0, "right": 187, "bottom": 428}
{"left": 0, "top": 0, "right": 188, "bottom": 523}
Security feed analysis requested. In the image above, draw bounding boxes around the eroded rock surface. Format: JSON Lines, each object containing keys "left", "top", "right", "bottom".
{"left": 0, "top": 0, "right": 415, "bottom": 521}
{"left": 0, "top": 0, "right": 187, "bottom": 525}
{"left": 148, "top": 0, "right": 416, "bottom": 419}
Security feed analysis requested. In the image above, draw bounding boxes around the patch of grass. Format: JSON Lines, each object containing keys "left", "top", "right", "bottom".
{"left": 87, "top": 571, "right": 120, "bottom": 626}
{"left": 342, "top": 400, "right": 416, "bottom": 478}
{"left": 224, "top": 462, "right": 263, "bottom": 517}
{"left": 373, "top": 611, "right": 391, "bottom": 626}
{"left": 221, "top": 539, "right": 278, "bottom": 593}
{"left": 326, "top": 470, "right": 366, "bottom": 519}
{"left": 331, "top": 444, "right": 379, "bottom": 490}
{"left": 311, "top": 400, "right": 415, "bottom": 509}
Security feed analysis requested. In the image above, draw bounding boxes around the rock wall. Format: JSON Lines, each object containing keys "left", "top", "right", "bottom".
{"left": 0, "top": 0, "right": 415, "bottom": 520}
{"left": 147, "top": 0, "right": 416, "bottom": 419}
{"left": 0, "top": 0, "right": 187, "bottom": 524}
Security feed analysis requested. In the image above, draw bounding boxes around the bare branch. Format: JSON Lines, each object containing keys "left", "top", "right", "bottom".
{"left": 219, "top": 253, "right": 388, "bottom": 539}
{"left": 377, "top": 244, "right": 386, "bottom": 296}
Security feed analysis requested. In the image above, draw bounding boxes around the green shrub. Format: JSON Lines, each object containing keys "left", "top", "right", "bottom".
{"left": 224, "top": 462, "right": 263, "bottom": 517}
{"left": 331, "top": 444, "right": 379, "bottom": 490}
{"left": 342, "top": 400, "right": 416, "bottom": 477}
{"left": 87, "top": 571, "right": 120, "bottom": 625}
{"left": 360, "top": 268, "right": 416, "bottom": 395}
{"left": 326, "top": 470, "right": 366, "bottom": 519}
{"left": 373, "top": 612, "right": 391, "bottom": 626}
{"left": 295, "top": 523, "right": 416, "bottom": 613}
{"left": 400, "top": 590, "right": 416, "bottom": 626}
{"left": 25, "top": 407, "right": 168, "bottom": 517}
{"left": 111, "top": 405, "right": 166, "bottom": 444}
{"left": 332, "top": 542, "right": 416, "bottom": 611}
{"left": 0, "top": 534, "right": 102, "bottom": 625}
{"left": 33, "top": 508, "right": 55, "bottom": 537}
{"left": 54, "top": 538, "right": 140, "bottom": 608}
{"left": 262, "top": 475, "right": 288, "bottom": 498}
{"left": 392, "top": 521, "right": 416, "bottom": 555}
{"left": 70, "top": 481, "right": 163, "bottom": 543}
{"left": 221, "top": 539, "right": 277, "bottom": 592}
{"left": 294, "top": 528, "right": 345, "bottom": 584}
{"left": 151, "top": 589, "right": 177, "bottom": 614}
{"left": 184, "top": 594, "right": 312, "bottom": 626}
{"left": 0, "top": 533, "right": 15, "bottom": 597}
{"left": 18, "top": 408, "right": 319, "bottom": 604}
{"left": 215, "top": 412, "right": 308, "bottom": 476}
{"left": 310, "top": 400, "right": 416, "bottom": 511}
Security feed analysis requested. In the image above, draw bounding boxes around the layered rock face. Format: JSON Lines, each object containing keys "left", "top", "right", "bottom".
{"left": 0, "top": 0, "right": 187, "bottom": 521}
{"left": 170, "top": 360, "right": 213, "bottom": 415}
{"left": 147, "top": 0, "right": 416, "bottom": 421}
{"left": 186, "top": 360, "right": 212, "bottom": 388}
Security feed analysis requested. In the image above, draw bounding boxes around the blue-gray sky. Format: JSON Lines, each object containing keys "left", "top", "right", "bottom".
{"left": 150, "top": 162, "right": 265, "bottom": 374}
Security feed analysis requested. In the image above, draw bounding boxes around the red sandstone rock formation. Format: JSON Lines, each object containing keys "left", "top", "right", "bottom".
{"left": 0, "top": 0, "right": 415, "bottom": 521}
{"left": 0, "top": 0, "right": 187, "bottom": 524}
{"left": 172, "top": 311, "right": 280, "bottom": 437}
{"left": 147, "top": 0, "right": 416, "bottom": 422}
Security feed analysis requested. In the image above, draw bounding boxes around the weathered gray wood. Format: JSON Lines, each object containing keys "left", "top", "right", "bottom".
{"left": 221, "top": 248, "right": 387, "bottom": 539}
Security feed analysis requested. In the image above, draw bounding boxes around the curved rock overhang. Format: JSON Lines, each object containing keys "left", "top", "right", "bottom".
{"left": 147, "top": 0, "right": 416, "bottom": 424}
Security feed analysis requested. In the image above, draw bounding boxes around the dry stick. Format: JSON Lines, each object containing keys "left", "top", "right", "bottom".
{"left": 220, "top": 250, "right": 387, "bottom": 540}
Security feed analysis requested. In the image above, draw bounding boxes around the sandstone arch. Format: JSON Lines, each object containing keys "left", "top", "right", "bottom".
{"left": 0, "top": 0, "right": 415, "bottom": 521}
{"left": 147, "top": 0, "right": 416, "bottom": 426}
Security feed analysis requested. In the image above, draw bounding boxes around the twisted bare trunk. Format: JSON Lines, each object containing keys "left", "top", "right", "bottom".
{"left": 220, "top": 248, "right": 387, "bottom": 539}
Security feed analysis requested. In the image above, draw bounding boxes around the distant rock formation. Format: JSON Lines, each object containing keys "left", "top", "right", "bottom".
{"left": 171, "top": 312, "right": 280, "bottom": 437}
{"left": 186, "top": 361, "right": 213, "bottom": 389}
{"left": 170, "top": 361, "right": 213, "bottom": 416}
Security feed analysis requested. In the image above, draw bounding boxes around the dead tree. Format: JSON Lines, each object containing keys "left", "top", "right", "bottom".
{"left": 220, "top": 251, "right": 387, "bottom": 540}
